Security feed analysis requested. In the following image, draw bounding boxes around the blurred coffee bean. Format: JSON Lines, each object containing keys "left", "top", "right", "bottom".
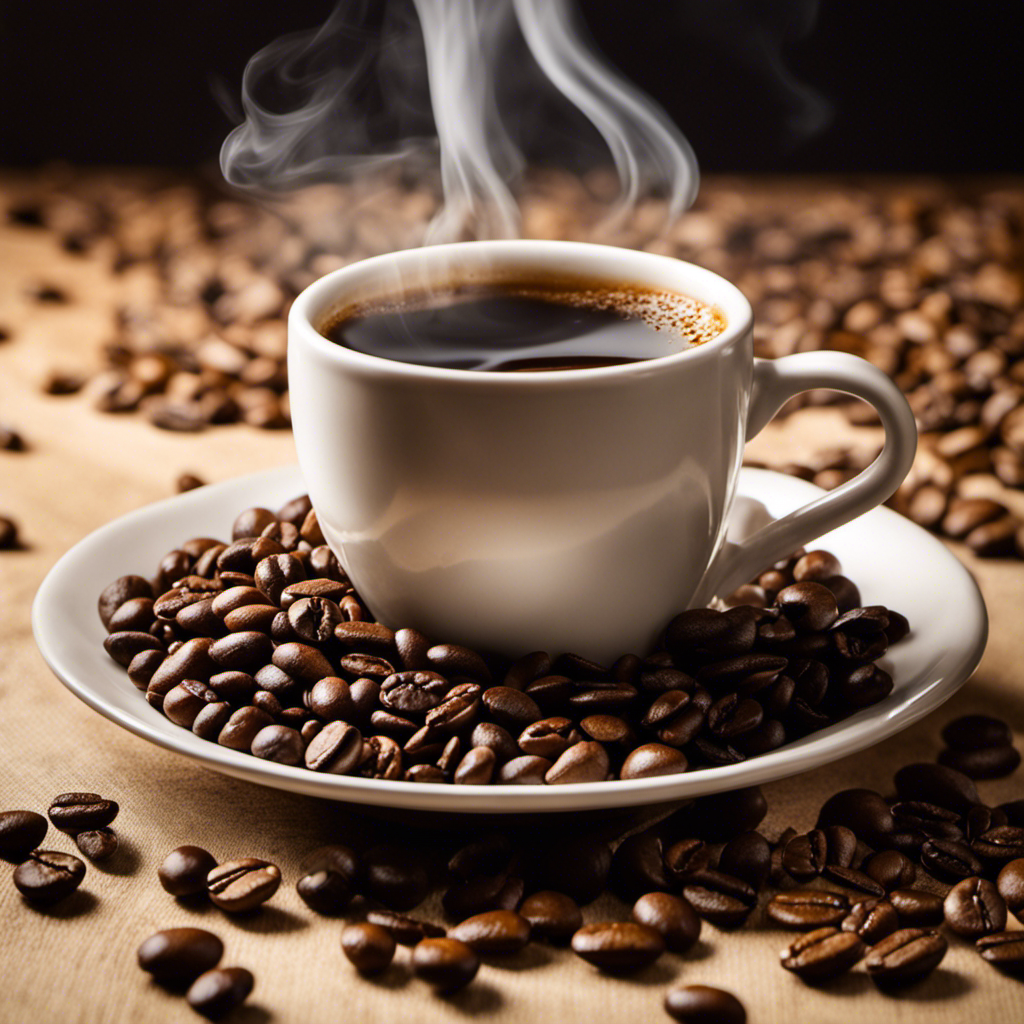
{"left": 0, "top": 810, "right": 48, "bottom": 862}
{"left": 977, "top": 932, "right": 1024, "bottom": 976}
{"left": 342, "top": 923, "right": 396, "bottom": 975}
{"left": 664, "top": 985, "right": 746, "bottom": 1024}
{"left": 411, "top": 937, "right": 479, "bottom": 991}
{"left": 519, "top": 891, "right": 582, "bottom": 945}
{"left": 939, "top": 744, "right": 1021, "bottom": 779}
{"left": 186, "top": 967, "right": 254, "bottom": 1018}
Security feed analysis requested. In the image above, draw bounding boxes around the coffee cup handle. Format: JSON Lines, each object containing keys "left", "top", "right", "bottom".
{"left": 695, "top": 351, "right": 917, "bottom": 604}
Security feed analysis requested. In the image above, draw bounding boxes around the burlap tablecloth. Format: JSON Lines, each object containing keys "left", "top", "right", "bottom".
{"left": 1, "top": 187, "right": 1022, "bottom": 1024}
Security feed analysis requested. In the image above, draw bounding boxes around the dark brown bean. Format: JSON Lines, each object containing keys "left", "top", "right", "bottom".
{"left": 864, "top": 928, "right": 947, "bottom": 987}
{"left": 545, "top": 741, "right": 609, "bottom": 784}
{"left": 631, "top": 891, "right": 701, "bottom": 952}
{"left": 0, "top": 810, "right": 47, "bottom": 862}
{"left": 976, "top": 931, "right": 1024, "bottom": 976}
{"left": 518, "top": 891, "right": 582, "bottom": 945}
{"left": 137, "top": 928, "right": 224, "bottom": 986}
{"left": 296, "top": 845, "right": 360, "bottom": 915}
{"left": 766, "top": 890, "right": 850, "bottom": 930}
{"left": 816, "top": 788, "right": 894, "bottom": 845}
{"left": 620, "top": 742, "right": 688, "bottom": 780}
{"left": 207, "top": 858, "right": 281, "bottom": 912}
{"left": 159, "top": 846, "right": 219, "bottom": 897}
{"left": 497, "top": 755, "right": 551, "bottom": 784}
{"left": 781, "top": 830, "right": 828, "bottom": 882}
{"left": 863, "top": 850, "right": 917, "bottom": 891}
{"left": 186, "top": 967, "right": 254, "bottom": 1018}
{"left": 47, "top": 792, "right": 119, "bottom": 835}
{"left": 13, "top": 850, "right": 86, "bottom": 904}
{"left": 99, "top": 575, "right": 154, "bottom": 628}
{"left": 943, "top": 876, "right": 1007, "bottom": 938}
{"left": 304, "top": 722, "right": 362, "bottom": 774}
{"left": 218, "top": 706, "right": 274, "bottom": 751}
{"left": 939, "top": 744, "right": 1021, "bottom": 779}
{"left": 75, "top": 828, "right": 118, "bottom": 861}
{"left": 942, "top": 714, "right": 1012, "bottom": 750}
{"left": 719, "top": 831, "right": 771, "bottom": 890}
{"left": 894, "top": 762, "right": 980, "bottom": 813}
{"left": 412, "top": 937, "right": 479, "bottom": 991}
{"left": 780, "top": 926, "right": 864, "bottom": 982}
{"left": 920, "top": 837, "right": 982, "bottom": 880}
{"left": 342, "top": 923, "right": 396, "bottom": 975}
{"left": 570, "top": 921, "right": 665, "bottom": 973}
{"left": 366, "top": 910, "right": 446, "bottom": 945}
{"left": 888, "top": 888, "right": 945, "bottom": 928}
{"left": 842, "top": 899, "right": 900, "bottom": 944}
{"left": 664, "top": 985, "right": 746, "bottom": 1024}
{"left": 365, "top": 844, "right": 430, "bottom": 911}
{"left": 250, "top": 724, "right": 304, "bottom": 765}
{"left": 448, "top": 910, "right": 531, "bottom": 954}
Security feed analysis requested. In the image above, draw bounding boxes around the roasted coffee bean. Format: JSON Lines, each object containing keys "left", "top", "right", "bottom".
{"left": 578, "top": 714, "right": 634, "bottom": 748}
{"left": 218, "top": 706, "right": 274, "bottom": 751}
{"left": 864, "top": 928, "right": 947, "bottom": 987}
{"left": 0, "top": 810, "right": 47, "bottom": 861}
{"left": 104, "top": 630, "right": 164, "bottom": 668}
{"left": 997, "top": 858, "right": 1024, "bottom": 922}
{"left": 447, "top": 834, "right": 513, "bottom": 880}
{"left": 529, "top": 835, "right": 611, "bottom": 905}
{"left": 426, "top": 644, "right": 491, "bottom": 683}
{"left": 942, "top": 714, "right": 1012, "bottom": 750}
{"left": 207, "top": 631, "right": 273, "bottom": 674}
{"left": 682, "top": 883, "right": 753, "bottom": 929}
{"left": 307, "top": 676, "right": 355, "bottom": 721}
{"left": 358, "top": 736, "right": 404, "bottom": 780}
{"left": 545, "top": 741, "right": 609, "bottom": 784}
{"left": 341, "top": 923, "right": 397, "bottom": 975}
{"left": 920, "top": 838, "right": 982, "bottom": 880}
{"left": 253, "top": 552, "right": 305, "bottom": 605}
{"left": 279, "top": 578, "right": 351, "bottom": 610}
{"left": 570, "top": 921, "right": 664, "bottom": 973}
{"left": 250, "top": 724, "right": 304, "bottom": 765}
{"left": 888, "top": 888, "right": 945, "bottom": 927}
{"left": 448, "top": 910, "right": 531, "bottom": 955}
{"left": 366, "top": 910, "right": 446, "bottom": 945}
{"left": 663, "top": 608, "right": 756, "bottom": 664}
{"left": 233, "top": 507, "right": 277, "bottom": 540}
{"left": 781, "top": 830, "right": 828, "bottom": 882}
{"left": 863, "top": 850, "right": 917, "bottom": 891}
{"left": 518, "top": 891, "right": 582, "bottom": 945}
{"left": 470, "top": 722, "right": 519, "bottom": 764}
{"left": 664, "top": 984, "right": 746, "bottom": 1024}
{"left": 365, "top": 844, "right": 431, "bottom": 910}
{"left": 619, "top": 742, "right": 688, "bottom": 780}
{"left": 719, "top": 831, "right": 771, "bottom": 890}
{"left": 793, "top": 550, "right": 842, "bottom": 582}
{"left": 75, "top": 828, "right": 118, "bottom": 861}
{"left": 965, "top": 805, "right": 1008, "bottom": 841}
{"left": 498, "top": 755, "right": 551, "bottom": 784}
{"left": 186, "top": 967, "right": 255, "bottom": 1018}
{"left": 406, "top": 764, "right": 446, "bottom": 782}
{"left": 775, "top": 582, "right": 839, "bottom": 632}
{"left": 822, "top": 825, "right": 857, "bottom": 869}
{"left": 285, "top": 596, "right": 341, "bottom": 643}
{"left": 159, "top": 845, "right": 219, "bottom": 897}
{"left": 276, "top": 495, "right": 313, "bottom": 528}
{"left": 380, "top": 670, "right": 450, "bottom": 715}
{"left": 425, "top": 689, "right": 479, "bottom": 733}
{"left": 780, "top": 926, "right": 864, "bottom": 982}
{"left": 943, "top": 876, "right": 1007, "bottom": 938}
{"left": 163, "top": 680, "right": 219, "bottom": 729}
{"left": 517, "top": 717, "right": 579, "bottom": 759}
{"left": 442, "top": 874, "right": 524, "bottom": 921}
{"left": 890, "top": 800, "right": 963, "bottom": 840}
{"left": 632, "top": 891, "right": 701, "bottom": 952}
{"left": 479, "top": 686, "right": 541, "bottom": 731}
{"left": 663, "top": 838, "right": 711, "bottom": 882}
{"left": 13, "top": 850, "right": 86, "bottom": 904}
{"left": 766, "top": 890, "right": 850, "bottom": 930}
{"left": 412, "top": 937, "right": 479, "bottom": 992}
{"left": 976, "top": 932, "right": 1024, "bottom": 977}
{"left": 127, "top": 649, "right": 165, "bottom": 690}
{"left": 47, "top": 792, "right": 118, "bottom": 835}
{"left": 816, "top": 788, "right": 894, "bottom": 845}
{"left": 894, "top": 762, "right": 980, "bottom": 813}
{"left": 271, "top": 642, "right": 334, "bottom": 684}
{"left": 304, "top": 722, "right": 362, "bottom": 774}
{"left": 842, "top": 899, "right": 900, "bottom": 944}
{"left": 99, "top": 575, "right": 154, "bottom": 628}
{"left": 137, "top": 928, "right": 224, "bottom": 986}
{"left": 939, "top": 744, "right": 1021, "bottom": 779}
{"left": 822, "top": 865, "right": 886, "bottom": 897}
{"left": 454, "top": 746, "right": 496, "bottom": 785}
{"left": 109, "top": 596, "right": 156, "bottom": 633}
{"left": 207, "top": 858, "right": 281, "bottom": 912}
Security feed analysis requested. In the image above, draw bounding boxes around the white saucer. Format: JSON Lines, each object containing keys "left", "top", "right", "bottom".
{"left": 33, "top": 466, "right": 987, "bottom": 814}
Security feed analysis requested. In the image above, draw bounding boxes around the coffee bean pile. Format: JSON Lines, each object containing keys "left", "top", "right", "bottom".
{"left": 98, "top": 495, "right": 908, "bottom": 784}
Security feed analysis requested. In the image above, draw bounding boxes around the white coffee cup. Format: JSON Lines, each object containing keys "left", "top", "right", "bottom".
{"left": 288, "top": 240, "right": 917, "bottom": 663}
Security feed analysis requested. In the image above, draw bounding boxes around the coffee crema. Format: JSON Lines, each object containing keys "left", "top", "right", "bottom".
{"left": 320, "top": 280, "right": 726, "bottom": 371}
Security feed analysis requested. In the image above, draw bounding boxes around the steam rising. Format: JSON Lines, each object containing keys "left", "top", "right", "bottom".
{"left": 221, "top": 0, "right": 699, "bottom": 245}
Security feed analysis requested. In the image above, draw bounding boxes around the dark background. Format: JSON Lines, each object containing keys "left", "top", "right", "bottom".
{"left": 1, "top": 0, "right": 1021, "bottom": 173}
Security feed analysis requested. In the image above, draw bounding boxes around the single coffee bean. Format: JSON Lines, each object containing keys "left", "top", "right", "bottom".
{"left": 250, "top": 724, "right": 304, "bottom": 765}
{"left": 0, "top": 810, "right": 47, "bottom": 861}
{"left": 207, "top": 858, "right": 281, "bottom": 913}
{"left": 781, "top": 830, "right": 828, "bottom": 882}
{"left": 448, "top": 910, "right": 531, "bottom": 955}
{"left": 894, "top": 762, "right": 980, "bottom": 814}
{"left": 453, "top": 746, "right": 496, "bottom": 785}
{"left": 939, "top": 744, "right": 1021, "bottom": 779}
{"left": 426, "top": 644, "right": 491, "bottom": 683}
{"left": 570, "top": 921, "right": 665, "bottom": 973}
{"left": 365, "top": 844, "right": 431, "bottom": 911}
{"left": 545, "top": 740, "right": 609, "bottom": 784}
{"left": 888, "top": 888, "right": 945, "bottom": 927}
{"left": 776, "top": 582, "right": 839, "bottom": 632}
{"left": 233, "top": 507, "right": 277, "bottom": 540}
{"left": 816, "top": 788, "right": 894, "bottom": 847}
{"left": 965, "top": 805, "right": 1008, "bottom": 841}
{"left": 137, "top": 928, "right": 224, "bottom": 985}
{"left": 217, "top": 706, "right": 274, "bottom": 751}
{"left": 890, "top": 799, "right": 963, "bottom": 840}
{"left": 470, "top": 722, "right": 519, "bottom": 764}
{"left": 942, "top": 714, "right": 1012, "bottom": 750}
{"left": 632, "top": 891, "right": 701, "bottom": 952}
{"left": 159, "top": 845, "right": 219, "bottom": 897}
{"left": 366, "top": 910, "right": 445, "bottom": 945}
{"left": 864, "top": 928, "right": 947, "bottom": 987}
{"left": 663, "top": 837, "right": 712, "bottom": 882}
{"left": 13, "top": 850, "right": 86, "bottom": 904}
{"left": 304, "top": 722, "right": 362, "bottom": 775}
{"left": 75, "top": 828, "right": 118, "bottom": 861}
{"left": 47, "top": 792, "right": 119, "bottom": 835}
{"left": 996, "top": 858, "right": 1024, "bottom": 923}
{"left": 619, "top": 742, "right": 688, "bottom": 780}
{"left": 863, "top": 850, "right": 917, "bottom": 891}
{"left": 99, "top": 575, "right": 154, "bottom": 628}
{"left": 518, "top": 891, "right": 582, "bottom": 945}
{"left": 681, "top": 884, "right": 752, "bottom": 929}
{"left": 976, "top": 931, "right": 1024, "bottom": 977}
{"left": 719, "top": 831, "right": 771, "bottom": 891}
{"left": 664, "top": 607, "right": 756, "bottom": 664}
{"left": 842, "top": 899, "right": 900, "bottom": 944}
{"left": 664, "top": 984, "right": 746, "bottom": 1024}
{"left": 412, "top": 937, "right": 480, "bottom": 991}
{"left": 780, "top": 926, "right": 864, "bottom": 982}
{"left": 766, "top": 890, "right": 850, "bottom": 930}
{"left": 342, "top": 923, "right": 397, "bottom": 975}
{"left": 943, "top": 876, "right": 1007, "bottom": 938}
{"left": 920, "top": 837, "right": 982, "bottom": 881}
{"left": 186, "top": 966, "right": 255, "bottom": 1018}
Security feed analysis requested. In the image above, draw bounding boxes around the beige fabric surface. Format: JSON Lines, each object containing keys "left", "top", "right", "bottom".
{"left": 2, "top": 190, "right": 1024, "bottom": 1024}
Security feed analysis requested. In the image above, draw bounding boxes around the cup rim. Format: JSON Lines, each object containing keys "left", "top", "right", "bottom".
{"left": 289, "top": 239, "right": 754, "bottom": 384}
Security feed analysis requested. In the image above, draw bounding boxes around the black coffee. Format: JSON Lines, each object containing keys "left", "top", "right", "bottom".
{"left": 321, "top": 281, "right": 725, "bottom": 371}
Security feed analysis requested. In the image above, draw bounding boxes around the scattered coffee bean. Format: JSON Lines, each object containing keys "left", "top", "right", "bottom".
{"left": 448, "top": 910, "right": 531, "bottom": 955}
{"left": 976, "top": 931, "right": 1024, "bottom": 977}
{"left": 12, "top": 850, "right": 86, "bottom": 904}
{"left": 75, "top": 828, "right": 118, "bottom": 861}
{"left": 816, "top": 789, "right": 894, "bottom": 846}
{"left": 366, "top": 910, "right": 446, "bottom": 945}
{"left": 864, "top": 928, "right": 947, "bottom": 987}
{"left": 159, "top": 845, "right": 219, "bottom": 897}
{"left": 780, "top": 926, "right": 864, "bottom": 982}
{"left": 571, "top": 921, "right": 665, "bottom": 973}
{"left": 632, "top": 891, "right": 701, "bottom": 952}
{"left": 664, "top": 984, "right": 746, "bottom": 1024}
{"left": 411, "top": 937, "right": 479, "bottom": 991}
{"left": 0, "top": 514, "right": 20, "bottom": 549}
{"left": 206, "top": 858, "right": 281, "bottom": 913}
{"left": 996, "top": 858, "right": 1024, "bottom": 923}
{"left": 718, "top": 831, "right": 771, "bottom": 890}
{"left": 888, "top": 888, "right": 945, "bottom": 927}
{"left": 137, "top": 928, "right": 224, "bottom": 986}
{"left": 863, "top": 850, "right": 917, "bottom": 891}
{"left": 47, "top": 792, "right": 119, "bottom": 835}
{"left": 186, "top": 966, "right": 254, "bottom": 1019}
{"left": 842, "top": 899, "right": 900, "bottom": 944}
{"left": 766, "top": 890, "right": 850, "bottom": 930}
{"left": 342, "top": 923, "right": 397, "bottom": 975}
{"left": 943, "top": 876, "right": 1007, "bottom": 938}
{"left": 920, "top": 837, "right": 983, "bottom": 881}
{"left": 0, "top": 810, "right": 47, "bottom": 861}
{"left": 518, "top": 891, "right": 582, "bottom": 945}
